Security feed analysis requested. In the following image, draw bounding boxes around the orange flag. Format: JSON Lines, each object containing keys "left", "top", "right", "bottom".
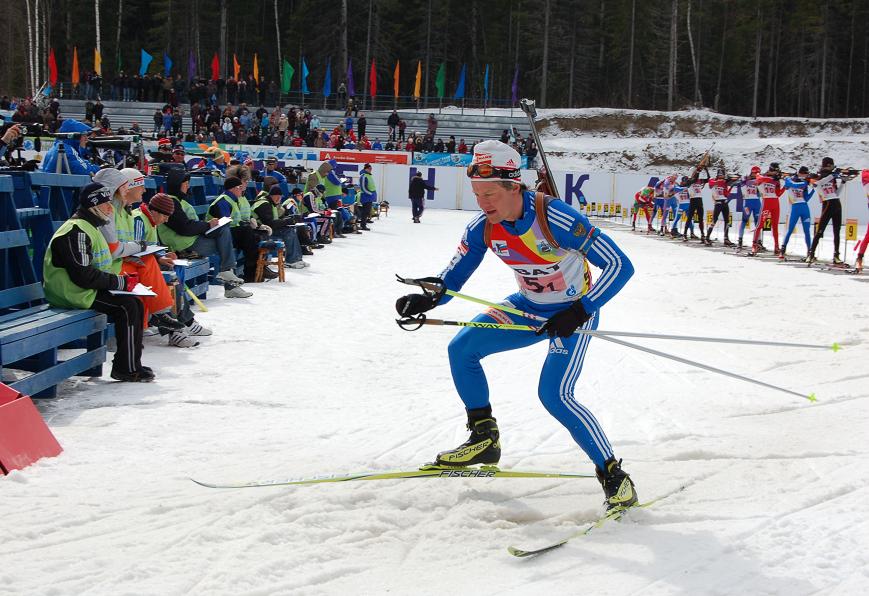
{"left": 413, "top": 61, "right": 421, "bottom": 100}
{"left": 233, "top": 54, "right": 240, "bottom": 80}
{"left": 393, "top": 60, "right": 400, "bottom": 98}
{"left": 94, "top": 48, "right": 102, "bottom": 76}
{"left": 253, "top": 53, "right": 259, "bottom": 85}
{"left": 71, "top": 47, "right": 80, "bottom": 85}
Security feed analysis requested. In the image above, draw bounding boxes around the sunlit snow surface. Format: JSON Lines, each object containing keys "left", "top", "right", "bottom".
{"left": 2, "top": 207, "right": 868, "bottom": 595}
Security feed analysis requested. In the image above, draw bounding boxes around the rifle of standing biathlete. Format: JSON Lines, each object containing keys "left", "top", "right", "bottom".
{"left": 391, "top": 98, "right": 842, "bottom": 549}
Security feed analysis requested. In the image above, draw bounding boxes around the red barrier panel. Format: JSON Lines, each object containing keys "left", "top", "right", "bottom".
{"left": 0, "top": 383, "right": 63, "bottom": 474}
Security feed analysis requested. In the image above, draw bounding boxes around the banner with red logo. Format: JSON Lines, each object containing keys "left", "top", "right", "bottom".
{"left": 319, "top": 150, "right": 409, "bottom": 165}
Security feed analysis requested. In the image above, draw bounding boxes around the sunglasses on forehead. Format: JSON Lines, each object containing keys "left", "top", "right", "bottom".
{"left": 466, "top": 163, "right": 521, "bottom": 180}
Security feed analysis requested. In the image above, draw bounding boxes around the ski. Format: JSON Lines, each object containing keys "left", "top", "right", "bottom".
{"left": 507, "top": 486, "right": 686, "bottom": 558}
{"left": 191, "top": 465, "right": 595, "bottom": 489}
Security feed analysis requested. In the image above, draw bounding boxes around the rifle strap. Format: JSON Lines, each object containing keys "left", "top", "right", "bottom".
{"left": 483, "top": 191, "right": 560, "bottom": 250}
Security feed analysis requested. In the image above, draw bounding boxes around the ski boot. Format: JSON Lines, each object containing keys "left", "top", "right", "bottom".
{"left": 833, "top": 253, "right": 844, "bottom": 266}
{"left": 856, "top": 255, "right": 864, "bottom": 274}
{"left": 433, "top": 407, "right": 501, "bottom": 467}
{"left": 737, "top": 237, "right": 744, "bottom": 250}
{"left": 596, "top": 458, "right": 638, "bottom": 511}
{"left": 806, "top": 252, "right": 817, "bottom": 266}
{"left": 778, "top": 246, "right": 786, "bottom": 260}
{"left": 689, "top": 232, "right": 700, "bottom": 240}
{"left": 723, "top": 237, "right": 735, "bottom": 247}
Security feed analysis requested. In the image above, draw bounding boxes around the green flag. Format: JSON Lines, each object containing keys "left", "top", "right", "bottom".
{"left": 281, "top": 60, "right": 295, "bottom": 94}
{"left": 435, "top": 63, "right": 446, "bottom": 99}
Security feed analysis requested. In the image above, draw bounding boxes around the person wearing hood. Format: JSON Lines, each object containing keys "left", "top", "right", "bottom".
{"left": 94, "top": 167, "right": 189, "bottom": 337}
{"left": 42, "top": 182, "right": 151, "bottom": 382}
{"left": 252, "top": 182, "right": 310, "bottom": 268}
{"left": 159, "top": 168, "right": 252, "bottom": 299}
{"left": 41, "top": 119, "right": 100, "bottom": 175}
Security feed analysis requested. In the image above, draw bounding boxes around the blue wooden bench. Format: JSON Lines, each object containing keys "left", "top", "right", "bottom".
{"left": 0, "top": 188, "right": 106, "bottom": 398}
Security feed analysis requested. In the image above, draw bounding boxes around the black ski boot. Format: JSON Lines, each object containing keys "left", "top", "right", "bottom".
{"left": 596, "top": 458, "right": 638, "bottom": 511}
{"left": 434, "top": 406, "right": 501, "bottom": 467}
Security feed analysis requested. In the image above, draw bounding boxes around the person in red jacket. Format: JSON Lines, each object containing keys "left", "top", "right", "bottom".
{"left": 631, "top": 186, "right": 654, "bottom": 232}
{"left": 751, "top": 163, "right": 785, "bottom": 256}
{"left": 855, "top": 169, "right": 869, "bottom": 273}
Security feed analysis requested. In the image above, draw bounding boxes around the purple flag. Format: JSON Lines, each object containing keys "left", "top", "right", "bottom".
{"left": 346, "top": 58, "right": 356, "bottom": 97}
{"left": 188, "top": 49, "right": 197, "bottom": 81}
{"left": 511, "top": 66, "right": 519, "bottom": 105}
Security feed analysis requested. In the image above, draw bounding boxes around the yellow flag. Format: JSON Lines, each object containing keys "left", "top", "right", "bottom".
{"left": 413, "top": 61, "right": 422, "bottom": 100}
{"left": 71, "top": 47, "right": 80, "bottom": 85}
{"left": 233, "top": 54, "right": 240, "bottom": 80}
{"left": 253, "top": 53, "right": 259, "bottom": 85}
{"left": 94, "top": 48, "right": 102, "bottom": 76}
{"left": 393, "top": 60, "right": 400, "bottom": 98}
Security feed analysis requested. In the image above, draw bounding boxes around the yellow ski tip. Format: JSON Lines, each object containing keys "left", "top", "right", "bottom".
{"left": 807, "top": 393, "right": 818, "bottom": 403}
{"left": 831, "top": 343, "right": 842, "bottom": 352}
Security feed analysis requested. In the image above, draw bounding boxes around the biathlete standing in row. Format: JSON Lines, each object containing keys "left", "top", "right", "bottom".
{"left": 395, "top": 140, "right": 638, "bottom": 511}
{"left": 632, "top": 186, "right": 654, "bottom": 232}
{"left": 737, "top": 166, "right": 762, "bottom": 250}
{"left": 779, "top": 167, "right": 814, "bottom": 261}
{"left": 706, "top": 168, "right": 735, "bottom": 246}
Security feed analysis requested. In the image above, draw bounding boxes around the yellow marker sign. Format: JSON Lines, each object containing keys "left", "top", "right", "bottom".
{"left": 845, "top": 218, "right": 858, "bottom": 241}
{"left": 706, "top": 211, "right": 713, "bottom": 224}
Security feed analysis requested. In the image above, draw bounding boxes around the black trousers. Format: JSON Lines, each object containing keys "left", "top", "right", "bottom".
{"left": 230, "top": 225, "right": 265, "bottom": 277}
{"left": 710, "top": 201, "right": 731, "bottom": 239}
{"left": 685, "top": 197, "right": 706, "bottom": 236}
{"left": 810, "top": 198, "right": 842, "bottom": 256}
{"left": 358, "top": 202, "right": 373, "bottom": 226}
{"left": 91, "top": 291, "right": 145, "bottom": 374}
{"left": 411, "top": 197, "right": 425, "bottom": 220}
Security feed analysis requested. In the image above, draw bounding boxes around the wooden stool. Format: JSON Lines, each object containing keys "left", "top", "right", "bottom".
{"left": 379, "top": 201, "right": 389, "bottom": 217}
{"left": 254, "top": 240, "right": 286, "bottom": 283}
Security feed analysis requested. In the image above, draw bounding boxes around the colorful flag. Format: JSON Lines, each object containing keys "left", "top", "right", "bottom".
{"left": 187, "top": 49, "right": 196, "bottom": 81}
{"left": 94, "top": 49, "right": 102, "bottom": 76}
{"left": 139, "top": 49, "right": 153, "bottom": 76}
{"left": 511, "top": 66, "right": 519, "bottom": 105}
{"left": 434, "top": 63, "right": 445, "bottom": 99}
{"left": 210, "top": 53, "right": 219, "bottom": 81}
{"left": 393, "top": 60, "right": 400, "bottom": 98}
{"left": 346, "top": 58, "right": 355, "bottom": 97}
{"left": 281, "top": 60, "right": 294, "bottom": 93}
{"left": 413, "top": 61, "right": 422, "bottom": 100}
{"left": 163, "top": 52, "right": 173, "bottom": 77}
{"left": 369, "top": 59, "right": 377, "bottom": 99}
{"left": 253, "top": 53, "right": 259, "bottom": 85}
{"left": 233, "top": 54, "right": 240, "bottom": 80}
{"left": 48, "top": 48, "right": 58, "bottom": 86}
{"left": 454, "top": 64, "right": 466, "bottom": 99}
{"left": 71, "top": 47, "right": 80, "bottom": 86}
{"left": 323, "top": 59, "right": 332, "bottom": 97}
{"left": 301, "top": 57, "right": 310, "bottom": 94}
{"left": 483, "top": 64, "right": 489, "bottom": 102}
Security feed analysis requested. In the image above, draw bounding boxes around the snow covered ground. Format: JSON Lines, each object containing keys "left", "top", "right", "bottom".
{"left": 2, "top": 206, "right": 868, "bottom": 595}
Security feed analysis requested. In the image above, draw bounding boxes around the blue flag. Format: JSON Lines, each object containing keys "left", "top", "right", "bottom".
{"left": 139, "top": 49, "right": 153, "bottom": 76}
{"left": 323, "top": 59, "right": 332, "bottom": 97}
{"left": 483, "top": 64, "right": 490, "bottom": 101}
{"left": 301, "top": 57, "right": 310, "bottom": 94}
{"left": 163, "top": 53, "right": 173, "bottom": 77}
{"left": 454, "top": 64, "right": 466, "bottom": 100}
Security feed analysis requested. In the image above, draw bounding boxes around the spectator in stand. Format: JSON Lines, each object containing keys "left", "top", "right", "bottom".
{"left": 398, "top": 118, "right": 407, "bottom": 141}
{"left": 93, "top": 99, "right": 105, "bottom": 121}
{"left": 310, "top": 114, "right": 321, "bottom": 130}
{"left": 344, "top": 114, "right": 354, "bottom": 134}
{"left": 43, "top": 183, "right": 151, "bottom": 382}
{"left": 337, "top": 81, "right": 347, "bottom": 108}
{"left": 426, "top": 113, "right": 438, "bottom": 137}
{"left": 447, "top": 136, "right": 456, "bottom": 153}
{"left": 458, "top": 138, "right": 468, "bottom": 154}
{"left": 372, "top": 138, "right": 383, "bottom": 150}
{"left": 357, "top": 113, "right": 367, "bottom": 138}
{"left": 408, "top": 171, "right": 437, "bottom": 223}
{"left": 405, "top": 137, "right": 415, "bottom": 153}
{"left": 172, "top": 109, "right": 183, "bottom": 135}
{"left": 434, "top": 138, "right": 445, "bottom": 153}
{"left": 387, "top": 110, "right": 400, "bottom": 141}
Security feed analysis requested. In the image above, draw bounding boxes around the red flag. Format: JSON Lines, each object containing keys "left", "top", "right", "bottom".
{"left": 48, "top": 48, "right": 58, "bottom": 86}
{"left": 369, "top": 59, "right": 377, "bottom": 99}
{"left": 211, "top": 53, "right": 220, "bottom": 81}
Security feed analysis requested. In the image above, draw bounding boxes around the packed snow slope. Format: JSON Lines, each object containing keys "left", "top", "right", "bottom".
{"left": 535, "top": 107, "right": 869, "bottom": 173}
{"left": 2, "top": 207, "right": 868, "bottom": 595}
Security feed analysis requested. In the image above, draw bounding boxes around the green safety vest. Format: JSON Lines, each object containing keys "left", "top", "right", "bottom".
{"left": 43, "top": 217, "right": 114, "bottom": 309}
{"left": 157, "top": 196, "right": 199, "bottom": 252}
{"left": 132, "top": 207, "right": 158, "bottom": 244}
{"left": 208, "top": 193, "right": 241, "bottom": 227}
{"left": 321, "top": 173, "right": 342, "bottom": 200}
{"left": 111, "top": 198, "right": 136, "bottom": 274}
{"left": 252, "top": 198, "right": 280, "bottom": 223}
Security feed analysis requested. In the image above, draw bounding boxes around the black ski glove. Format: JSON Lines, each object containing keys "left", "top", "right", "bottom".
{"left": 395, "top": 276, "right": 445, "bottom": 317}
{"left": 535, "top": 301, "right": 591, "bottom": 338}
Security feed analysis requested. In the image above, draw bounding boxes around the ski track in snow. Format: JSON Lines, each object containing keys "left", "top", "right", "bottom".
{"left": 2, "top": 207, "right": 867, "bottom": 595}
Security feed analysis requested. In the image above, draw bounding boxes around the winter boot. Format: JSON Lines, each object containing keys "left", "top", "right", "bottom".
{"left": 779, "top": 246, "right": 787, "bottom": 260}
{"left": 434, "top": 407, "right": 501, "bottom": 467}
{"left": 595, "top": 458, "right": 638, "bottom": 511}
{"left": 833, "top": 253, "right": 844, "bottom": 265}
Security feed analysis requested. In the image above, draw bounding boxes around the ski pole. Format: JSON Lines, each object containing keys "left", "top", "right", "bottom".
{"left": 592, "top": 333, "right": 817, "bottom": 403}
{"left": 185, "top": 286, "right": 208, "bottom": 312}
{"left": 396, "top": 316, "right": 816, "bottom": 402}
{"left": 399, "top": 277, "right": 840, "bottom": 352}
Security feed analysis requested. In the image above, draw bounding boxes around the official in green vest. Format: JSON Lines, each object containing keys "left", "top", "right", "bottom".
{"left": 252, "top": 186, "right": 309, "bottom": 268}
{"left": 358, "top": 163, "right": 377, "bottom": 230}
{"left": 42, "top": 182, "right": 151, "bottom": 383}
{"left": 208, "top": 176, "right": 271, "bottom": 282}
{"left": 159, "top": 169, "right": 252, "bottom": 299}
